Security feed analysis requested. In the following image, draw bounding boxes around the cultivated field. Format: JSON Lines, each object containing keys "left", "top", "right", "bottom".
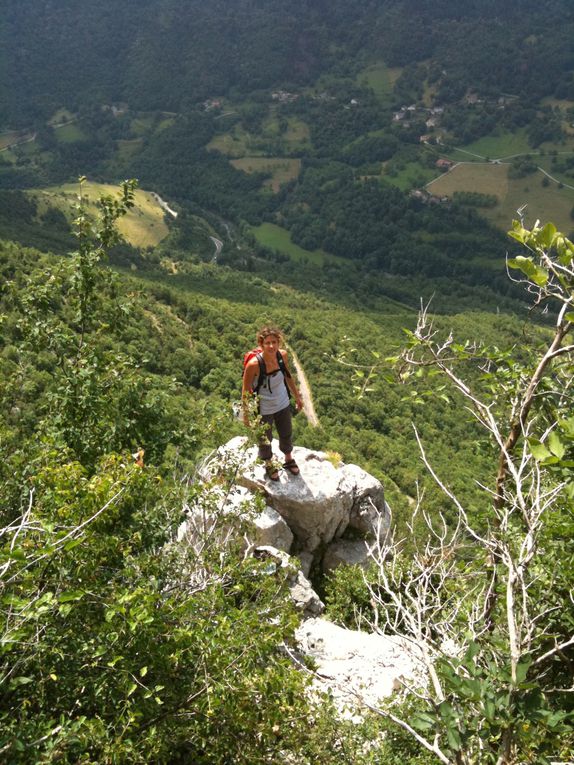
{"left": 33, "top": 181, "right": 170, "bottom": 248}
{"left": 230, "top": 157, "right": 301, "bottom": 191}
{"left": 427, "top": 162, "right": 574, "bottom": 233}
{"left": 428, "top": 162, "right": 509, "bottom": 196}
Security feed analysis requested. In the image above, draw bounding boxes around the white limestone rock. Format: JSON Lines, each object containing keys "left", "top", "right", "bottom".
{"left": 340, "top": 463, "right": 390, "bottom": 544}
{"left": 295, "top": 551, "right": 314, "bottom": 579}
{"left": 252, "top": 506, "right": 294, "bottom": 553}
{"left": 295, "top": 618, "right": 422, "bottom": 711}
{"left": 199, "top": 436, "right": 391, "bottom": 565}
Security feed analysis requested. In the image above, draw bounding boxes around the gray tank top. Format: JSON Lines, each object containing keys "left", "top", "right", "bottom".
{"left": 257, "top": 368, "right": 290, "bottom": 415}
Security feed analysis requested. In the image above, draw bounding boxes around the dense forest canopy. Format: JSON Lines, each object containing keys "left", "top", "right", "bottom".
{"left": 2, "top": 0, "right": 574, "bottom": 124}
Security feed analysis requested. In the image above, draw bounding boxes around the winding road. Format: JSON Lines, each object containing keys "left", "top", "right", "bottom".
{"left": 210, "top": 236, "right": 223, "bottom": 262}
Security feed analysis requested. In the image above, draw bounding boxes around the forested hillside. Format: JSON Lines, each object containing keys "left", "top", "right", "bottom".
{"left": 3, "top": 0, "right": 574, "bottom": 124}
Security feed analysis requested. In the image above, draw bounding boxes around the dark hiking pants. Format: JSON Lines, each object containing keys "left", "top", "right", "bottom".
{"left": 258, "top": 405, "right": 292, "bottom": 461}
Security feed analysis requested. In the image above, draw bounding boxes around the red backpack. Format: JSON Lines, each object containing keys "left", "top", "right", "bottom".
{"left": 243, "top": 348, "right": 290, "bottom": 394}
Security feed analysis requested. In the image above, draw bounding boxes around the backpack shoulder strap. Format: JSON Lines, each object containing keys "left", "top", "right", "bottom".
{"left": 277, "top": 350, "right": 291, "bottom": 377}
{"left": 253, "top": 352, "right": 266, "bottom": 393}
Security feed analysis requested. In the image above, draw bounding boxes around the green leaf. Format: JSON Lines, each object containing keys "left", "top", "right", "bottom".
{"left": 464, "top": 641, "right": 480, "bottom": 662}
{"left": 446, "top": 726, "right": 461, "bottom": 751}
{"left": 559, "top": 417, "right": 574, "bottom": 437}
{"left": 508, "top": 221, "right": 527, "bottom": 243}
{"left": 10, "top": 676, "right": 34, "bottom": 687}
{"left": 58, "top": 590, "right": 85, "bottom": 603}
{"left": 538, "top": 222, "right": 557, "bottom": 248}
{"left": 548, "top": 431, "right": 566, "bottom": 459}
{"left": 528, "top": 440, "right": 552, "bottom": 461}
{"left": 64, "top": 538, "right": 83, "bottom": 551}
{"left": 508, "top": 255, "right": 536, "bottom": 275}
{"left": 507, "top": 256, "right": 548, "bottom": 286}
{"left": 531, "top": 266, "right": 549, "bottom": 286}
{"left": 411, "top": 712, "right": 435, "bottom": 731}
{"left": 484, "top": 700, "right": 496, "bottom": 721}
{"left": 514, "top": 659, "right": 531, "bottom": 685}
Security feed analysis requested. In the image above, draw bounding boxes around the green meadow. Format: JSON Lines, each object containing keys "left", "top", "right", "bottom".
{"left": 230, "top": 157, "right": 301, "bottom": 191}
{"left": 53, "top": 122, "right": 87, "bottom": 143}
{"left": 47, "top": 108, "right": 76, "bottom": 127}
{"left": 208, "top": 125, "right": 259, "bottom": 157}
{"left": 451, "top": 129, "right": 531, "bottom": 160}
{"left": 357, "top": 62, "right": 402, "bottom": 102}
{"left": 384, "top": 162, "right": 437, "bottom": 191}
{"left": 33, "top": 181, "right": 170, "bottom": 248}
{"left": 250, "top": 222, "right": 346, "bottom": 266}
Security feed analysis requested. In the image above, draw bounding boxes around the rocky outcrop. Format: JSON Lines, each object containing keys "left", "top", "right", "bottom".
{"left": 178, "top": 437, "right": 414, "bottom": 713}
{"left": 200, "top": 436, "right": 390, "bottom": 566}
{"left": 295, "top": 618, "right": 422, "bottom": 713}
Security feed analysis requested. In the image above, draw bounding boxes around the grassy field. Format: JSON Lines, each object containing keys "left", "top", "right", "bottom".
{"left": 485, "top": 174, "right": 574, "bottom": 233}
{"left": 427, "top": 162, "right": 574, "bottom": 233}
{"left": 384, "top": 162, "right": 437, "bottom": 191}
{"left": 54, "top": 123, "right": 87, "bottom": 143}
{"left": 48, "top": 109, "right": 76, "bottom": 127}
{"left": 208, "top": 112, "right": 311, "bottom": 158}
{"left": 427, "top": 162, "right": 509, "bottom": 196}
{"left": 0, "top": 131, "right": 35, "bottom": 150}
{"left": 283, "top": 117, "right": 311, "bottom": 146}
{"left": 33, "top": 181, "right": 170, "bottom": 248}
{"left": 230, "top": 157, "right": 301, "bottom": 191}
{"left": 251, "top": 223, "right": 347, "bottom": 266}
{"left": 208, "top": 125, "right": 258, "bottom": 157}
{"left": 450, "top": 129, "right": 531, "bottom": 160}
{"left": 357, "top": 62, "right": 402, "bottom": 102}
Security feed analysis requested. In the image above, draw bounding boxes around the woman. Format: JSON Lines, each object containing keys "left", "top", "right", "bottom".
{"left": 242, "top": 326, "right": 303, "bottom": 481}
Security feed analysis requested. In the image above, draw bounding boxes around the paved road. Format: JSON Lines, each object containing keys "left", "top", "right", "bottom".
{"left": 210, "top": 236, "right": 223, "bottom": 262}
